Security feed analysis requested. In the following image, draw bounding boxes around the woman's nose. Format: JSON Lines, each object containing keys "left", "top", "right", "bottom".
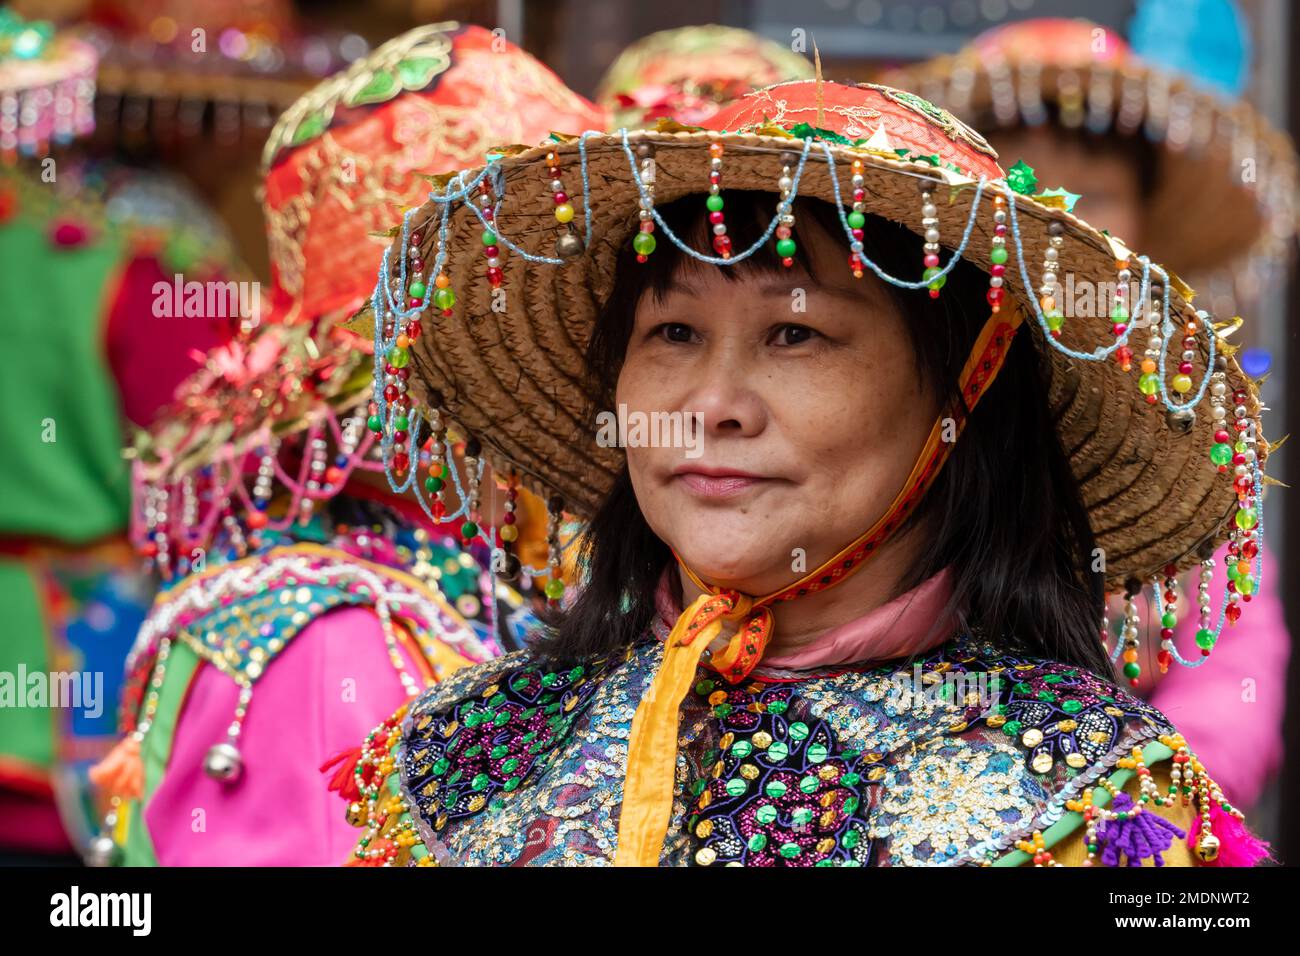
{"left": 682, "top": 356, "right": 768, "bottom": 437}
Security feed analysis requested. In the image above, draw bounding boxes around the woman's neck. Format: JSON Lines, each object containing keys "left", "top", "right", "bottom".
{"left": 675, "top": 521, "right": 932, "bottom": 658}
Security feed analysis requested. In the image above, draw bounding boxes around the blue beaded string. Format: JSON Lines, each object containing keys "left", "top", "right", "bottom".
{"left": 1003, "top": 186, "right": 1217, "bottom": 412}
{"left": 617, "top": 128, "right": 813, "bottom": 265}
{"left": 820, "top": 140, "right": 988, "bottom": 288}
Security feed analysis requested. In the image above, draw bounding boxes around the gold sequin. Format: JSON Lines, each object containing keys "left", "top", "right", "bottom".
{"left": 1031, "top": 751, "right": 1054, "bottom": 774}
{"left": 753, "top": 731, "right": 773, "bottom": 749}
{"left": 1021, "top": 729, "right": 1044, "bottom": 748}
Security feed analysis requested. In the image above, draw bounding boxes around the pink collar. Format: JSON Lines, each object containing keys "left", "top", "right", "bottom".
{"left": 653, "top": 566, "right": 958, "bottom": 671}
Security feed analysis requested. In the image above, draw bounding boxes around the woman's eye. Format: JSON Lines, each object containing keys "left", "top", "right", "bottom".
{"left": 657, "top": 322, "right": 696, "bottom": 343}
{"left": 771, "top": 324, "right": 819, "bottom": 346}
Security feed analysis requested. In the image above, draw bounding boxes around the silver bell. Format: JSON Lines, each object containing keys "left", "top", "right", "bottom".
{"left": 555, "top": 233, "right": 584, "bottom": 258}
{"left": 84, "top": 833, "right": 121, "bottom": 867}
{"left": 204, "top": 741, "right": 244, "bottom": 782}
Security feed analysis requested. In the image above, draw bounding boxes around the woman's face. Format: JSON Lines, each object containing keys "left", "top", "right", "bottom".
{"left": 616, "top": 217, "right": 941, "bottom": 596}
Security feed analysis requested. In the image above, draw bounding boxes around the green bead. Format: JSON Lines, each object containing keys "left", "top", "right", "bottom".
{"left": 461, "top": 520, "right": 478, "bottom": 539}
{"left": 989, "top": 245, "right": 1008, "bottom": 265}
{"left": 1061, "top": 699, "right": 1083, "bottom": 714}
{"left": 1161, "top": 611, "right": 1177, "bottom": 629}
{"left": 1046, "top": 310, "right": 1064, "bottom": 332}
{"left": 408, "top": 280, "right": 427, "bottom": 299}
{"left": 775, "top": 237, "right": 797, "bottom": 258}
{"left": 424, "top": 475, "right": 444, "bottom": 493}
{"left": 807, "top": 743, "right": 828, "bottom": 764}
{"left": 788, "top": 722, "right": 809, "bottom": 741}
{"left": 799, "top": 775, "right": 820, "bottom": 794}
{"left": 755, "top": 805, "right": 777, "bottom": 825}
{"left": 725, "top": 778, "right": 747, "bottom": 797}
{"left": 779, "top": 842, "right": 801, "bottom": 859}
{"left": 1110, "top": 302, "right": 1129, "bottom": 322}
{"left": 747, "top": 833, "right": 767, "bottom": 851}
{"left": 1122, "top": 661, "right": 1141, "bottom": 679}
{"left": 731, "top": 740, "right": 753, "bottom": 758}
{"left": 481, "top": 230, "right": 497, "bottom": 246}
{"left": 393, "top": 415, "right": 409, "bottom": 432}
{"left": 705, "top": 194, "right": 724, "bottom": 212}
{"left": 544, "top": 578, "right": 566, "bottom": 600}
{"left": 367, "top": 415, "right": 383, "bottom": 433}
{"left": 1238, "top": 576, "right": 1256, "bottom": 596}
{"left": 388, "top": 346, "right": 410, "bottom": 369}
{"left": 764, "top": 780, "right": 787, "bottom": 799}
{"left": 433, "top": 287, "right": 456, "bottom": 310}
{"left": 1195, "top": 628, "right": 1217, "bottom": 650}
{"left": 1210, "top": 443, "right": 1233, "bottom": 466}
{"left": 632, "top": 231, "right": 656, "bottom": 255}
{"left": 847, "top": 210, "right": 866, "bottom": 229}
{"left": 1138, "top": 373, "right": 1159, "bottom": 396}
{"left": 923, "top": 266, "right": 947, "bottom": 290}
{"left": 767, "top": 741, "right": 789, "bottom": 762}
{"left": 1235, "top": 507, "right": 1258, "bottom": 531}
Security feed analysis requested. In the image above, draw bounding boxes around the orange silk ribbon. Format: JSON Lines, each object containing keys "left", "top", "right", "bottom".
{"left": 613, "top": 305, "right": 1024, "bottom": 866}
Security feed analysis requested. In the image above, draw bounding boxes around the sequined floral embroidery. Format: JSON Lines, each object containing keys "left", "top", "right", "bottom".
{"left": 403, "top": 651, "right": 622, "bottom": 832}
{"left": 686, "top": 677, "right": 875, "bottom": 866}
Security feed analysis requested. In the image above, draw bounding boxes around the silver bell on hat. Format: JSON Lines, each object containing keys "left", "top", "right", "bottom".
{"left": 84, "top": 832, "right": 122, "bottom": 867}
{"left": 204, "top": 741, "right": 243, "bottom": 782}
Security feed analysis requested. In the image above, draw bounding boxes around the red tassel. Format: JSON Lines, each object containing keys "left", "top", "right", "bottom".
{"left": 1197, "top": 803, "right": 1272, "bottom": 867}
{"left": 89, "top": 737, "right": 145, "bottom": 802}
{"left": 320, "top": 746, "right": 363, "bottom": 802}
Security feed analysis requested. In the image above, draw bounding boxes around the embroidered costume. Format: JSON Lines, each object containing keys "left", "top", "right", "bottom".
{"left": 85, "top": 22, "right": 607, "bottom": 866}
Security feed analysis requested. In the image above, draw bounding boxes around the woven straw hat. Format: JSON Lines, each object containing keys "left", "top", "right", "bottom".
{"left": 880, "top": 17, "right": 1298, "bottom": 319}
{"left": 364, "top": 79, "right": 1267, "bottom": 590}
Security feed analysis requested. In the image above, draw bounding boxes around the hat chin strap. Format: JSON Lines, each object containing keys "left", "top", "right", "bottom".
{"left": 614, "top": 303, "right": 1025, "bottom": 866}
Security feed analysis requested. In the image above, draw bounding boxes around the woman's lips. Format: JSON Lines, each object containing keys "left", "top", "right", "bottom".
{"left": 674, "top": 471, "right": 768, "bottom": 499}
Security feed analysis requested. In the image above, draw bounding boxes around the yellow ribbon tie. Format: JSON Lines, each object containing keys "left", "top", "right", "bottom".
{"left": 614, "top": 590, "right": 764, "bottom": 866}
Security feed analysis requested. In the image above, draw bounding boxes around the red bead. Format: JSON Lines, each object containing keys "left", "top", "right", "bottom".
{"left": 1215, "top": 430, "right": 1231, "bottom": 443}
{"left": 782, "top": 257, "right": 794, "bottom": 267}
{"left": 1160, "top": 628, "right": 1174, "bottom": 639}
{"left": 409, "top": 232, "right": 423, "bottom": 246}
{"left": 986, "top": 287, "right": 1003, "bottom": 305}
{"left": 1242, "top": 540, "right": 1259, "bottom": 559}
{"left": 325, "top": 466, "right": 344, "bottom": 485}
{"left": 502, "top": 512, "right": 516, "bottom": 524}
{"left": 394, "top": 431, "right": 408, "bottom": 444}
{"left": 636, "top": 254, "right": 648, "bottom": 263}
{"left": 1112, "top": 323, "right": 1128, "bottom": 336}
{"left": 408, "top": 297, "right": 423, "bottom": 308}
{"left": 851, "top": 228, "right": 864, "bottom": 241}
{"left": 1179, "top": 362, "right": 1193, "bottom": 374}
{"left": 554, "top": 192, "right": 568, "bottom": 204}
{"left": 990, "top": 263, "right": 1005, "bottom": 276}
{"left": 713, "top": 235, "right": 732, "bottom": 253}
{"left": 407, "top": 321, "right": 422, "bottom": 340}
{"left": 924, "top": 253, "right": 940, "bottom": 268}
{"left": 393, "top": 453, "right": 410, "bottom": 472}
{"left": 247, "top": 511, "right": 268, "bottom": 530}
{"left": 410, "top": 258, "right": 424, "bottom": 273}
{"left": 487, "top": 267, "right": 503, "bottom": 282}
{"left": 709, "top": 211, "right": 724, "bottom": 224}
{"left": 484, "top": 246, "right": 499, "bottom": 258}
{"left": 383, "top": 385, "right": 398, "bottom": 402}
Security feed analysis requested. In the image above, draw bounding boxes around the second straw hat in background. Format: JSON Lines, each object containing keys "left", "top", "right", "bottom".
{"left": 881, "top": 14, "right": 1299, "bottom": 324}
{"left": 595, "top": 23, "right": 812, "bottom": 130}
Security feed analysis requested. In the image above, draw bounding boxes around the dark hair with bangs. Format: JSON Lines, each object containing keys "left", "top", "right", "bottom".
{"left": 533, "top": 190, "right": 1112, "bottom": 677}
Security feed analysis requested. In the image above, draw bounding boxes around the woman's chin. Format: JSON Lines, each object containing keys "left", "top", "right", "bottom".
{"left": 670, "top": 537, "right": 796, "bottom": 593}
